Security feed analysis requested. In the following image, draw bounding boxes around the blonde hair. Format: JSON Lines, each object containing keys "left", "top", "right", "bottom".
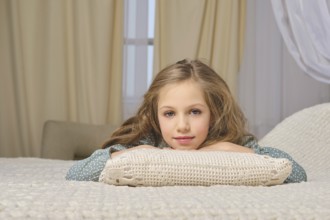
{"left": 102, "top": 59, "right": 251, "bottom": 148}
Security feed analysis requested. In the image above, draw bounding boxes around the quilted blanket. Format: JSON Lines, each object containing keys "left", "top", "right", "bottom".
{"left": 0, "top": 157, "right": 329, "bottom": 219}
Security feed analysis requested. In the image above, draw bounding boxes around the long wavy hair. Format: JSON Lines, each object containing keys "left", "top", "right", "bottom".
{"left": 102, "top": 59, "right": 251, "bottom": 148}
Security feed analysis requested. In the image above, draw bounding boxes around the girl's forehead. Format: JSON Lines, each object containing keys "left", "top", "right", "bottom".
{"left": 157, "top": 80, "right": 207, "bottom": 106}
{"left": 159, "top": 80, "right": 202, "bottom": 95}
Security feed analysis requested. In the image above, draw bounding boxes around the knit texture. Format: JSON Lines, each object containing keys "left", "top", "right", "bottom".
{"left": 260, "top": 103, "right": 330, "bottom": 180}
{"left": 99, "top": 149, "right": 292, "bottom": 186}
{"left": 1, "top": 157, "right": 329, "bottom": 219}
{"left": 1, "top": 103, "right": 329, "bottom": 219}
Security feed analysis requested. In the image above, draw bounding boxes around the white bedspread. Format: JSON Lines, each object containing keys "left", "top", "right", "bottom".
{"left": 1, "top": 157, "right": 330, "bottom": 219}
{"left": 2, "top": 104, "right": 330, "bottom": 219}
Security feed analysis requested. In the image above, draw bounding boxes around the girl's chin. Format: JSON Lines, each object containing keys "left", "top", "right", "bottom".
{"left": 170, "top": 145, "right": 199, "bottom": 151}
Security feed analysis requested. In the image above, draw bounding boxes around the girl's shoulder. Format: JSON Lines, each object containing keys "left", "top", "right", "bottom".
{"left": 137, "top": 135, "right": 156, "bottom": 146}
{"left": 242, "top": 135, "right": 258, "bottom": 147}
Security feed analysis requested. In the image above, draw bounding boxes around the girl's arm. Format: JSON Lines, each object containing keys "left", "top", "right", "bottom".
{"left": 65, "top": 148, "right": 111, "bottom": 181}
{"left": 254, "top": 146, "right": 307, "bottom": 183}
{"left": 66, "top": 143, "right": 128, "bottom": 181}
{"left": 244, "top": 138, "right": 307, "bottom": 183}
{"left": 198, "top": 142, "right": 254, "bottom": 153}
{"left": 110, "top": 145, "right": 158, "bottom": 158}
{"left": 65, "top": 144, "right": 158, "bottom": 181}
{"left": 199, "top": 139, "right": 307, "bottom": 183}
{"left": 65, "top": 134, "right": 159, "bottom": 181}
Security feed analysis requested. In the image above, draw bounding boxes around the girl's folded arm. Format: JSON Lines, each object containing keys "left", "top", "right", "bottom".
{"left": 65, "top": 144, "right": 156, "bottom": 181}
{"left": 65, "top": 148, "right": 111, "bottom": 181}
{"left": 256, "top": 146, "right": 307, "bottom": 183}
{"left": 245, "top": 139, "right": 307, "bottom": 183}
{"left": 65, "top": 144, "right": 128, "bottom": 181}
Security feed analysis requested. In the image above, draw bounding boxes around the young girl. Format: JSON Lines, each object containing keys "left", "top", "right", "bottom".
{"left": 66, "top": 59, "right": 307, "bottom": 183}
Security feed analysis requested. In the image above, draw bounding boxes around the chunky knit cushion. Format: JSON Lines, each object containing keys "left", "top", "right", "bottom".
{"left": 99, "top": 149, "right": 292, "bottom": 186}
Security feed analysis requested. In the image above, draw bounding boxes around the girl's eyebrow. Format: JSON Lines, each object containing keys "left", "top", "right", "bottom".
{"left": 158, "top": 103, "right": 207, "bottom": 110}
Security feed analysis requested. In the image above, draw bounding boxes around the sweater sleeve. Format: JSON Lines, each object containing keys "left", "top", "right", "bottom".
{"left": 243, "top": 137, "right": 307, "bottom": 183}
{"left": 65, "top": 144, "right": 127, "bottom": 181}
{"left": 65, "top": 136, "right": 155, "bottom": 182}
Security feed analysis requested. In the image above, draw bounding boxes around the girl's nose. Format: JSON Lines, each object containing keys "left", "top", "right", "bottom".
{"left": 177, "top": 115, "right": 190, "bottom": 133}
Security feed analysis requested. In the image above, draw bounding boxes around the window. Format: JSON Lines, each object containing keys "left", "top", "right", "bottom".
{"left": 122, "top": 0, "right": 155, "bottom": 120}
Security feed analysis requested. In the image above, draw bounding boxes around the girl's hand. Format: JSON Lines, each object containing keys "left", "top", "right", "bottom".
{"left": 110, "top": 145, "right": 158, "bottom": 159}
{"left": 198, "top": 142, "right": 254, "bottom": 153}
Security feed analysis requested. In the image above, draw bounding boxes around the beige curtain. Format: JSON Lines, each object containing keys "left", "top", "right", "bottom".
{"left": 153, "top": 0, "right": 246, "bottom": 96}
{"left": 0, "top": 0, "right": 123, "bottom": 157}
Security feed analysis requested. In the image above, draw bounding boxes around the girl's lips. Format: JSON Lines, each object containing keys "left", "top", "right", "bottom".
{"left": 173, "top": 136, "right": 194, "bottom": 145}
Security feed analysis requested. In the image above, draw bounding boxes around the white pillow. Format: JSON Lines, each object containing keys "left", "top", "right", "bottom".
{"left": 99, "top": 149, "right": 292, "bottom": 186}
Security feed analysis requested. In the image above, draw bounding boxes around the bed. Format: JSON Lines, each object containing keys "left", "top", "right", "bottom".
{"left": 1, "top": 103, "right": 330, "bottom": 219}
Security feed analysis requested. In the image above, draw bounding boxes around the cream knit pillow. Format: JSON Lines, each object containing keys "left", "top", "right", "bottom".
{"left": 99, "top": 149, "right": 292, "bottom": 186}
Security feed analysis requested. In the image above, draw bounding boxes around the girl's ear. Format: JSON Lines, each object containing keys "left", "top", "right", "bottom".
{"left": 210, "top": 112, "right": 216, "bottom": 123}
{"left": 209, "top": 117, "right": 215, "bottom": 130}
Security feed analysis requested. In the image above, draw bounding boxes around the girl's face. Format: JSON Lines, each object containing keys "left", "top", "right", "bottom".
{"left": 157, "top": 80, "right": 211, "bottom": 150}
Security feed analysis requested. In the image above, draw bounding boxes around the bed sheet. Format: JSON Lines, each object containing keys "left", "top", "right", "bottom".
{"left": 1, "top": 157, "right": 330, "bottom": 219}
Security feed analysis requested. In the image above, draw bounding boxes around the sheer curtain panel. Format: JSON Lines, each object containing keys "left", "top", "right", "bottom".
{"left": 238, "top": 0, "right": 330, "bottom": 139}
{"left": 271, "top": 0, "right": 330, "bottom": 83}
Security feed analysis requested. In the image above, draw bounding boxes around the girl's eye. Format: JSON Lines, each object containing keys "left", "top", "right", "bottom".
{"left": 191, "top": 109, "right": 201, "bottom": 115}
{"left": 164, "top": 111, "right": 175, "bottom": 117}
